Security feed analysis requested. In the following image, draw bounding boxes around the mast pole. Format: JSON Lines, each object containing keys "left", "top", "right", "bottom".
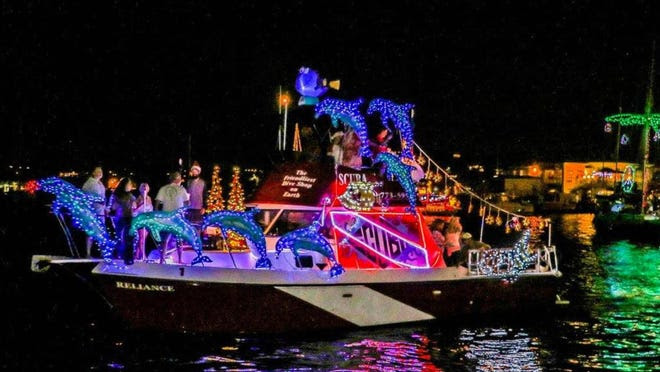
{"left": 615, "top": 93, "right": 621, "bottom": 186}
{"left": 641, "top": 42, "right": 655, "bottom": 214}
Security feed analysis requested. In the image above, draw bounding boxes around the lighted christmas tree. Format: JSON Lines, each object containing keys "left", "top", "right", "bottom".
{"left": 225, "top": 166, "right": 248, "bottom": 251}
{"left": 206, "top": 164, "right": 225, "bottom": 213}
{"left": 227, "top": 166, "right": 245, "bottom": 211}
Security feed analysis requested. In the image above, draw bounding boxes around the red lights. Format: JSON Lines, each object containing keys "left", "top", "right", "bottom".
{"left": 24, "top": 179, "right": 39, "bottom": 194}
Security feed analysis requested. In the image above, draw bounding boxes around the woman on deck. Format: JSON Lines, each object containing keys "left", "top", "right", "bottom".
{"left": 108, "top": 177, "right": 136, "bottom": 264}
{"left": 132, "top": 182, "right": 153, "bottom": 260}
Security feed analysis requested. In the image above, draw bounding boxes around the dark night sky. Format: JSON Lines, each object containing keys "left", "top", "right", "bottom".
{"left": 2, "top": 0, "right": 660, "bottom": 178}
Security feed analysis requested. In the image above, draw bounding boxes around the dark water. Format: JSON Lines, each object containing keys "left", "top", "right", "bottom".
{"left": 2, "top": 193, "right": 659, "bottom": 371}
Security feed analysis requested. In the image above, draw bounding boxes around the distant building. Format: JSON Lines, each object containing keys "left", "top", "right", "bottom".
{"left": 503, "top": 177, "right": 543, "bottom": 199}
{"left": 500, "top": 161, "right": 652, "bottom": 196}
{"left": 561, "top": 161, "right": 643, "bottom": 194}
{"left": 501, "top": 163, "right": 562, "bottom": 198}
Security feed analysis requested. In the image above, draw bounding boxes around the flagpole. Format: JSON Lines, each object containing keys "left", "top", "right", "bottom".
{"left": 283, "top": 100, "right": 289, "bottom": 151}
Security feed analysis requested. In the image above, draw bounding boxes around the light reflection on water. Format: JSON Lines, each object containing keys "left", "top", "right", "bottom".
{"left": 184, "top": 328, "right": 542, "bottom": 371}
{"left": 589, "top": 241, "right": 660, "bottom": 371}
{"left": 556, "top": 213, "right": 597, "bottom": 247}
{"left": 457, "top": 328, "right": 542, "bottom": 371}
{"left": 188, "top": 330, "right": 444, "bottom": 371}
{"left": 555, "top": 214, "right": 660, "bottom": 371}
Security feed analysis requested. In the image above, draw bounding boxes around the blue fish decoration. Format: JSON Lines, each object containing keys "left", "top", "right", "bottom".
{"left": 295, "top": 67, "right": 329, "bottom": 98}
{"left": 202, "top": 209, "right": 271, "bottom": 269}
{"left": 38, "top": 177, "right": 116, "bottom": 261}
{"left": 374, "top": 152, "right": 418, "bottom": 213}
{"left": 367, "top": 98, "right": 416, "bottom": 160}
{"left": 275, "top": 221, "right": 344, "bottom": 277}
{"left": 315, "top": 97, "right": 372, "bottom": 157}
{"left": 129, "top": 207, "right": 209, "bottom": 266}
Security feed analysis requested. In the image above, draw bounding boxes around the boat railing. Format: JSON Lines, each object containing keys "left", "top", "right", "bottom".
{"left": 466, "top": 245, "right": 560, "bottom": 278}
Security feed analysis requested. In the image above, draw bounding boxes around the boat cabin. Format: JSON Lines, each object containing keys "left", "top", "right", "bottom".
{"left": 244, "top": 161, "right": 445, "bottom": 270}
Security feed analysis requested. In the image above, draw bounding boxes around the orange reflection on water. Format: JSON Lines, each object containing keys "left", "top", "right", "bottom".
{"left": 557, "top": 213, "right": 596, "bottom": 246}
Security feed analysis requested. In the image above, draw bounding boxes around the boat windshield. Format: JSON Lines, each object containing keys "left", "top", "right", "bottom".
{"left": 254, "top": 209, "right": 323, "bottom": 237}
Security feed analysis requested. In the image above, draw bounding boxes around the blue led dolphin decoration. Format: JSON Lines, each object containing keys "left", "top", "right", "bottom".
{"left": 38, "top": 177, "right": 116, "bottom": 261}
{"left": 295, "top": 67, "right": 328, "bottom": 98}
{"left": 275, "top": 220, "right": 345, "bottom": 277}
{"left": 202, "top": 209, "right": 271, "bottom": 269}
{"left": 129, "top": 207, "right": 210, "bottom": 266}
{"left": 374, "top": 152, "right": 418, "bottom": 212}
{"left": 367, "top": 98, "right": 416, "bottom": 160}
{"left": 315, "top": 97, "right": 372, "bottom": 157}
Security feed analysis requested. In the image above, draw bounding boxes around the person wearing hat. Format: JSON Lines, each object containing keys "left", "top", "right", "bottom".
{"left": 457, "top": 232, "right": 491, "bottom": 269}
{"left": 81, "top": 166, "right": 107, "bottom": 258}
{"left": 460, "top": 232, "right": 490, "bottom": 251}
{"left": 186, "top": 161, "right": 207, "bottom": 225}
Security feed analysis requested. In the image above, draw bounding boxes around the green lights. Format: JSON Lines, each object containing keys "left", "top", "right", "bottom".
{"left": 604, "top": 113, "right": 660, "bottom": 132}
{"left": 591, "top": 242, "right": 660, "bottom": 371}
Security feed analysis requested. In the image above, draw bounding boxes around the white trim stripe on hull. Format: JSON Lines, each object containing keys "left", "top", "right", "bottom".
{"left": 275, "top": 285, "right": 435, "bottom": 327}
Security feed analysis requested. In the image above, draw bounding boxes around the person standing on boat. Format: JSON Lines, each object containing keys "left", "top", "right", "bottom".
{"left": 81, "top": 166, "right": 106, "bottom": 258}
{"left": 132, "top": 182, "right": 153, "bottom": 260}
{"left": 185, "top": 161, "right": 207, "bottom": 226}
{"left": 327, "top": 129, "right": 344, "bottom": 165}
{"left": 443, "top": 216, "right": 463, "bottom": 266}
{"left": 429, "top": 218, "right": 448, "bottom": 267}
{"left": 155, "top": 171, "right": 190, "bottom": 263}
{"left": 430, "top": 218, "right": 446, "bottom": 249}
{"left": 108, "top": 177, "right": 137, "bottom": 264}
{"left": 368, "top": 128, "right": 393, "bottom": 156}
{"left": 458, "top": 232, "right": 490, "bottom": 269}
{"left": 460, "top": 232, "right": 490, "bottom": 251}
{"left": 645, "top": 189, "right": 656, "bottom": 215}
{"left": 341, "top": 129, "right": 363, "bottom": 169}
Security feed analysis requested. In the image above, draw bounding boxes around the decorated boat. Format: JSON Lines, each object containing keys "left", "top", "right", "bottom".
{"left": 594, "top": 56, "right": 660, "bottom": 241}
{"left": 30, "top": 68, "right": 564, "bottom": 333}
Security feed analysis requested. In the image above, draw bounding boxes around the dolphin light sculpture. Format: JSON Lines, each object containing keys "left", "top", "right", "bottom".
{"left": 367, "top": 98, "right": 416, "bottom": 160}
{"left": 129, "top": 208, "right": 210, "bottom": 266}
{"left": 38, "top": 177, "right": 116, "bottom": 261}
{"left": 202, "top": 209, "right": 271, "bottom": 269}
{"left": 275, "top": 221, "right": 345, "bottom": 277}
{"left": 374, "top": 152, "right": 418, "bottom": 213}
{"left": 315, "top": 97, "right": 371, "bottom": 157}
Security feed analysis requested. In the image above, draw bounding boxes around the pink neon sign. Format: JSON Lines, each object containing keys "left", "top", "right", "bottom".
{"left": 330, "top": 211, "right": 429, "bottom": 269}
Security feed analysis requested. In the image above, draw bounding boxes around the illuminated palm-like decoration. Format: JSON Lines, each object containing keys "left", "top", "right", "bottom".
{"left": 605, "top": 111, "right": 660, "bottom": 152}
{"left": 374, "top": 152, "right": 417, "bottom": 213}
{"left": 129, "top": 208, "right": 210, "bottom": 266}
{"left": 314, "top": 97, "right": 371, "bottom": 157}
{"left": 202, "top": 209, "right": 271, "bottom": 269}
{"left": 38, "top": 177, "right": 116, "bottom": 261}
{"left": 367, "top": 98, "right": 415, "bottom": 160}
{"left": 604, "top": 113, "right": 660, "bottom": 133}
{"left": 275, "top": 221, "right": 345, "bottom": 277}
{"left": 605, "top": 57, "right": 659, "bottom": 209}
